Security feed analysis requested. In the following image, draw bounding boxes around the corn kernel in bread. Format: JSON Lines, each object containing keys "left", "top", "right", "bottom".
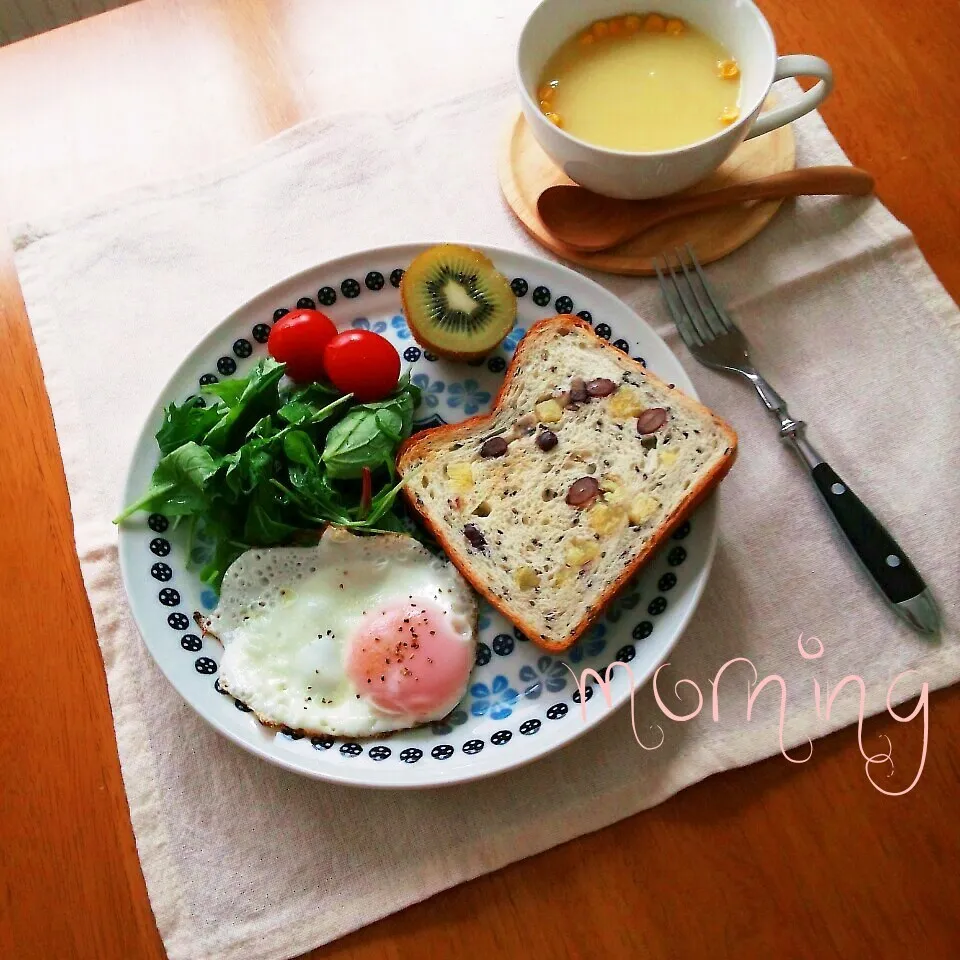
{"left": 535, "top": 398, "right": 564, "bottom": 423}
{"left": 397, "top": 316, "right": 737, "bottom": 653}
{"left": 446, "top": 462, "right": 474, "bottom": 492}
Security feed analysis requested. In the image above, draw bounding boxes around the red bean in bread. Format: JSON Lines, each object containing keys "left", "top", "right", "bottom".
{"left": 637, "top": 408, "right": 668, "bottom": 434}
{"left": 566, "top": 477, "right": 601, "bottom": 507}
{"left": 586, "top": 378, "right": 617, "bottom": 397}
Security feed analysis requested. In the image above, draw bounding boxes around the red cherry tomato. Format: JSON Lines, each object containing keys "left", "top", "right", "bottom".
{"left": 267, "top": 309, "right": 337, "bottom": 382}
{"left": 323, "top": 330, "right": 401, "bottom": 402}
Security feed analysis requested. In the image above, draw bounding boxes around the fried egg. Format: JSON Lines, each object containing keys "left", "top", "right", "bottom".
{"left": 208, "top": 528, "right": 477, "bottom": 738}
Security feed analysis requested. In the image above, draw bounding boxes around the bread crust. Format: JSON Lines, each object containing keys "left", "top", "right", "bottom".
{"left": 397, "top": 315, "right": 737, "bottom": 653}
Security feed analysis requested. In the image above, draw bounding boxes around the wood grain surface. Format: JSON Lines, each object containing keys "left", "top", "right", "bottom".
{"left": 498, "top": 109, "right": 795, "bottom": 275}
{"left": 1, "top": 1, "right": 959, "bottom": 958}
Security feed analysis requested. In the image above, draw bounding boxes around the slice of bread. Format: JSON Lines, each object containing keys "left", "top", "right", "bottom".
{"left": 397, "top": 315, "right": 737, "bottom": 653}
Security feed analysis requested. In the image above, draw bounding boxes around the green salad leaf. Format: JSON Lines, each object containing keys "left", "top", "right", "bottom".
{"left": 115, "top": 442, "right": 220, "bottom": 522}
{"left": 243, "top": 485, "right": 300, "bottom": 545}
{"left": 322, "top": 374, "right": 421, "bottom": 479}
{"left": 199, "top": 537, "right": 247, "bottom": 592}
{"left": 155, "top": 397, "right": 223, "bottom": 456}
{"left": 202, "top": 358, "right": 286, "bottom": 452}
{"left": 321, "top": 409, "right": 396, "bottom": 479}
{"left": 222, "top": 439, "right": 275, "bottom": 499}
{"left": 278, "top": 380, "right": 342, "bottom": 425}
{"left": 201, "top": 377, "right": 250, "bottom": 408}
{"left": 115, "top": 358, "right": 422, "bottom": 591}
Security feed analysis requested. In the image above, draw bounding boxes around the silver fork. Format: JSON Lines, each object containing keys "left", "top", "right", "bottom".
{"left": 655, "top": 245, "right": 940, "bottom": 636}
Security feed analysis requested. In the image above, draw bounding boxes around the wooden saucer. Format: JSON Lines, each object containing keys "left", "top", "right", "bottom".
{"left": 498, "top": 110, "right": 795, "bottom": 276}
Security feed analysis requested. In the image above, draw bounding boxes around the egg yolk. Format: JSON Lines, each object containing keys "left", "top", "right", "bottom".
{"left": 345, "top": 599, "right": 473, "bottom": 718}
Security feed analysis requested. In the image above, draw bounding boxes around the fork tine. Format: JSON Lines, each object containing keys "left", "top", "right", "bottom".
{"left": 675, "top": 246, "right": 726, "bottom": 339}
{"left": 653, "top": 254, "right": 703, "bottom": 350}
{"left": 654, "top": 258, "right": 702, "bottom": 350}
{"left": 686, "top": 244, "right": 737, "bottom": 334}
{"left": 669, "top": 249, "right": 715, "bottom": 343}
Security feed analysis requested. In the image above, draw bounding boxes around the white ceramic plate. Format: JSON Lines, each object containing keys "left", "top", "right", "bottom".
{"left": 118, "top": 242, "right": 717, "bottom": 788}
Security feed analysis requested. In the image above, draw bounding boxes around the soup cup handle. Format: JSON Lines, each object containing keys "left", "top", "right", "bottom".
{"left": 745, "top": 54, "right": 834, "bottom": 140}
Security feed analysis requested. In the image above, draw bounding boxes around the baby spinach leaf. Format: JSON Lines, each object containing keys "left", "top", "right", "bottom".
{"left": 321, "top": 377, "right": 420, "bottom": 479}
{"left": 321, "top": 409, "right": 395, "bottom": 479}
{"left": 155, "top": 397, "right": 223, "bottom": 456}
{"left": 114, "top": 442, "right": 219, "bottom": 522}
{"left": 201, "top": 378, "right": 248, "bottom": 408}
{"left": 283, "top": 430, "right": 321, "bottom": 469}
{"left": 286, "top": 380, "right": 341, "bottom": 404}
{"left": 373, "top": 405, "right": 404, "bottom": 443}
{"left": 245, "top": 415, "right": 282, "bottom": 441}
{"left": 203, "top": 358, "right": 286, "bottom": 453}
{"left": 222, "top": 440, "right": 275, "bottom": 499}
{"left": 244, "top": 505, "right": 295, "bottom": 545}
{"left": 199, "top": 538, "right": 247, "bottom": 590}
{"left": 277, "top": 400, "right": 314, "bottom": 426}
{"left": 360, "top": 376, "right": 420, "bottom": 435}
{"left": 154, "top": 443, "right": 220, "bottom": 506}
{"left": 243, "top": 487, "right": 298, "bottom": 545}
{"left": 279, "top": 391, "right": 354, "bottom": 427}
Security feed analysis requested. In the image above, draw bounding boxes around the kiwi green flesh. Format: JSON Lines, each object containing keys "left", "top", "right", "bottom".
{"left": 406, "top": 256, "right": 516, "bottom": 353}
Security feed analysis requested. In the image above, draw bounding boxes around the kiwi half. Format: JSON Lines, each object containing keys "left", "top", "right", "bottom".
{"left": 400, "top": 244, "right": 517, "bottom": 360}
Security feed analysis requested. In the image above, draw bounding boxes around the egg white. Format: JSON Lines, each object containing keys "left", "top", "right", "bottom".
{"left": 206, "top": 527, "right": 477, "bottom": 737}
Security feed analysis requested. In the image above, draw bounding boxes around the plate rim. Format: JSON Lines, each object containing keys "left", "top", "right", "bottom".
{"left": 117, "top": 240, "right": 718, "bottom": 789}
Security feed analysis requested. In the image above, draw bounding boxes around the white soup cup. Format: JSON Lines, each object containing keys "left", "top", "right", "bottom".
{"left": 516, "top": 0, "right": 833, "bottom": 198}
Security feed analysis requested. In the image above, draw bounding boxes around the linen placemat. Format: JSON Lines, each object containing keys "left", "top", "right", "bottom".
{"left": 9, "top": 4, "right": 960, "bottom": 958}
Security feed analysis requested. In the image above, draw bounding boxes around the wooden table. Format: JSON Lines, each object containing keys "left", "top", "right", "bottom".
{"left": 2, "top": 2, "right": 959, "bottom": 957}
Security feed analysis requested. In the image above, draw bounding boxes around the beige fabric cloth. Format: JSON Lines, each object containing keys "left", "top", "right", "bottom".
{"left": 9, "top": 3, "right": 960, "bottom": 958}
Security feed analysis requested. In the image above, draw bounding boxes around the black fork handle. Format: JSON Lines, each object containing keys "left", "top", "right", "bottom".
{"left": 810, "top": 461, "right": 926, "bottom": 603}
{"left": 755, "top": 374, "right": 937, "bottom": 634}
{"left": 781, "top": 430, "right": 939, "bottom": 634}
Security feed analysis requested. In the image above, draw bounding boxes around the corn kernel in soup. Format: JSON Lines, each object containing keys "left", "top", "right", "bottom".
{"left": 538, "top": 14, "right": 741, "bottom": 152}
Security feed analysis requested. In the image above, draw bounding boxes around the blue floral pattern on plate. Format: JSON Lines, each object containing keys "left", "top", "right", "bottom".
{"left": 500, "top": 325, "right": 526, "bottom": 355}
{"left": 565, "top": 623, "right": 608, "bottom": 663}
{"left": 520, "top": 656, "right": 568, "bottom": 699}
{"left": 430, "top": 708, "right": 468, "bottom": 736}
{"left": 391, "top": 314, "right": 411, "bottom": 339}
{"left": 411, "top": 372, "right": 444, "bottom": 408}
{"left": 351, "top": 316, "right": 388, "bottom": 334}
{"left": 447, "top": 379, "right": 491, "bottom": 415}
{"left": 477, "top": 604, "right": 493, "bottom": 633}
{"left": 605, "top": 586, "right": 642, "bottom": 623}
{"left": 470, "top": 675, "right": 520, "bottom": 720}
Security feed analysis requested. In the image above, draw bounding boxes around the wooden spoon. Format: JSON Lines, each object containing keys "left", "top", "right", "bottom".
{"left": 537, "top": 166, "right": 875, "bottom": 253}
